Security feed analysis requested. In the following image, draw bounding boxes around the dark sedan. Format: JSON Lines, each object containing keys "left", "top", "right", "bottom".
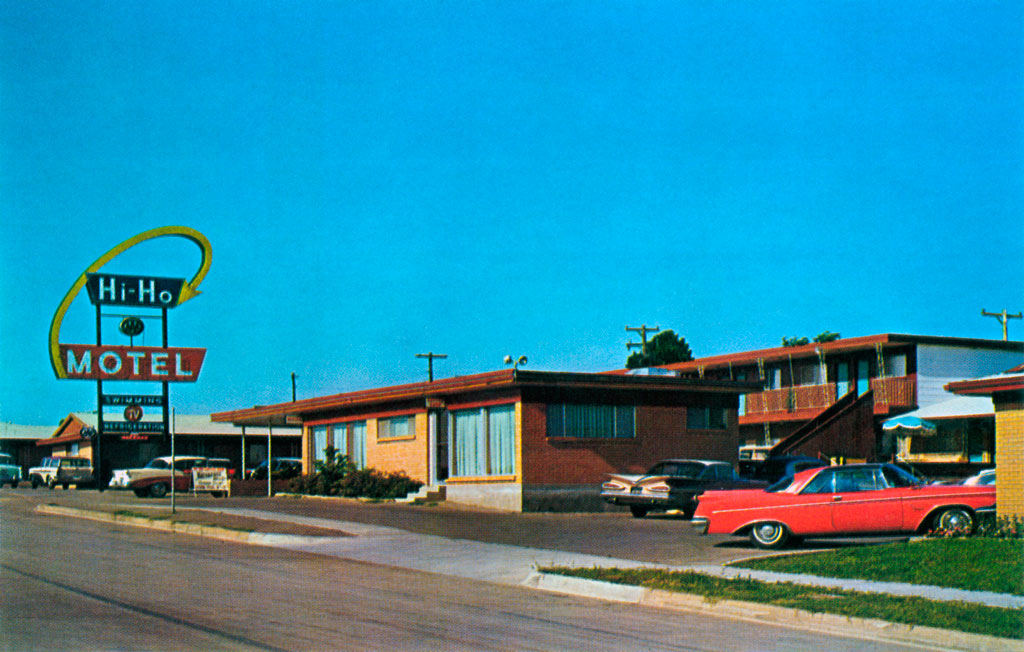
{"left": 601, "top": 459, "right": 768, "bottom": 518}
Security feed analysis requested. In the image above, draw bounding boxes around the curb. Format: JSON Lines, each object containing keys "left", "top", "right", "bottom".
{"left": 34, "top": 504, "right": 330, "bottom": 547}
{"left": 524, "top": 572, "right": 1023, "bottom": 652}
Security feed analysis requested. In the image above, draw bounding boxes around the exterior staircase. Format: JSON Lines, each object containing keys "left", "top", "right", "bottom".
{"left": 397, "top": 484, "right": 446, "bottom": 504}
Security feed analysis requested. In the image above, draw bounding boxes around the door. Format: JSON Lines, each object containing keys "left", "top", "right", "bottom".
{"left": 836, "top": 362, "right": 850, "bottom": 397}
{"left": 857, "top": 359, "right": 870, "bottom": 396}
{"left": 830, "top": 467, "right": 902, "bottom": 533}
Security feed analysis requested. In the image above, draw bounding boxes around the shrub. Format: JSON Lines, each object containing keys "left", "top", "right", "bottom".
{"left": 288, "top": 447, "right": 423, "bottom": 499}
{"left": 927, "top": 515, "right": 1024, "bottom": 540}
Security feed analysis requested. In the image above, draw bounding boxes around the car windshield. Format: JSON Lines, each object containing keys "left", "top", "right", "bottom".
{"left": 144, "top": 459, "right": 170, "bottom": 470}
{"left": 646, "top": 462, "right": 703, "bottom": 478}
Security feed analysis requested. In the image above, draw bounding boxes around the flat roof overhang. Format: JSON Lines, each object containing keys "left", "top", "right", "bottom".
{"left": 610, "top": 334, "right": 1024, "bottom": 375}
{"left": 947, "top": 374, "right": 1024, "bottom": 397}
{"left": 211, "top": 368, "right": 761, "bottom": 427}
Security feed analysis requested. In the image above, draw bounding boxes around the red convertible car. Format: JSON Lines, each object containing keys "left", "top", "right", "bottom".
{"left": 691, "top": 463, "right": 996, "bottom": 549}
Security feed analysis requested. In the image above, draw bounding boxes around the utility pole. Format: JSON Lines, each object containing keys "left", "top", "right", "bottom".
{"left": 416, "top": 352, "right": 448, "bottom": 382}
{"left": 626, "top": 324, "right": 660, "bottom": 353}
{"left": 981, "top": 309, "right": 1022, "bottom": 341}
{"left": 291, "top": 372, "right": 297, "bottom": 402}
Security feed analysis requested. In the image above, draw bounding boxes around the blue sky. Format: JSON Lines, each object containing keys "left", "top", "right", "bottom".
{"left": 2, "top": 1, "right": 1022, "bottom": 426}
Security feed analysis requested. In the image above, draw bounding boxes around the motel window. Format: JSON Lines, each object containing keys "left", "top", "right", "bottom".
{"left": 884, "top": 353, "right": 907, "bottom": 378}
{"left": 545, "top": 404, "right": 635, "bottom": 439}
{"left": 311, "top": 425, "right": 329, "bottom": 464}
{"left": 377, "top": 415, "right": 413, "bottom": 440}
{"left": 332, "top": 421, "right": 367, "bottom": 469}
{"left": 450, "top": 404, "right": 515, "bottom": 477}
{"left": 687, "top": 407, "right": 727, "bottom": 430}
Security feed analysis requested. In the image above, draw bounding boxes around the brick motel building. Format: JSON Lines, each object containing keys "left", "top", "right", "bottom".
{"left": 948, "top": 365, "right": 1024, "bottom": 520}
{"left": 212, "top": 369, "right": 756, "bottom": 512}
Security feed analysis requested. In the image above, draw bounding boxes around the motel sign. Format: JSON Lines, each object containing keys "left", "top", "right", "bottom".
{"left": 59, "top": 344, "right": 206, "bottom": 382}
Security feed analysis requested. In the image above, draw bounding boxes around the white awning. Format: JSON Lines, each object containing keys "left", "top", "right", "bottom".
{"left": 899, "top": 396, "right": 994, "bottom": 420}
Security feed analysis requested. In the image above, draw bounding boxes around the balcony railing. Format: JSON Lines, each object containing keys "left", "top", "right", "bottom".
{"left": 742, "top": 376, "right": 916, "bottom": 418}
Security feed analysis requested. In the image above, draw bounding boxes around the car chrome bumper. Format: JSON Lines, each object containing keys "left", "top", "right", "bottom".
{"left": 690, "top": 517, "right": 709, "bottom": 535}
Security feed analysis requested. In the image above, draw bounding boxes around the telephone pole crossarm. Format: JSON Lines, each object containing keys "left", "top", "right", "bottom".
{"left": 981, "top": 309, "right": 1022, "bottom": 341}
{"left": 415, "top": 352, "right": 448, "bottom": 382}
{"left": 625, "top": 324, "right": 660, "bottom": 353}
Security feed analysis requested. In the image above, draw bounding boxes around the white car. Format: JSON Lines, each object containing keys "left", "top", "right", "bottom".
{"left": 109, "top": 456, "right": 207, "bottom": 498}
{"left": 28, "top": 456, "right": 94, "bottom": 489}
{"left": 962, "top": 469, "right": 995, "bottom": 486}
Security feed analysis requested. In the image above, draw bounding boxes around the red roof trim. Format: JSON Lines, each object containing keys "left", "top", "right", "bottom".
{"left": 608, "top": 334, "right": 1024, "bottom": 374}
{"left": 947, "top": 375, "right": 1024, "bottom": 396}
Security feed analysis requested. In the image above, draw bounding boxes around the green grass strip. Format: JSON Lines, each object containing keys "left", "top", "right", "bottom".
{"left": 542, "top": 566, "right": 1023, "bottom": 640}
{"left": 736, "top": 538, "right": 1024, "bottom": 596}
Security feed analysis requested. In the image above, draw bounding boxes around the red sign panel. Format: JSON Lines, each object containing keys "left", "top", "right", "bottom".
{"left": 59, "top": 344, "right": 206, "bottom": 382}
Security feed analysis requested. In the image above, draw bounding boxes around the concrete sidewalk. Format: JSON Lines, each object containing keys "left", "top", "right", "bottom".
{"left": 197, "top": 506, "right": 1024, "bottom": 611}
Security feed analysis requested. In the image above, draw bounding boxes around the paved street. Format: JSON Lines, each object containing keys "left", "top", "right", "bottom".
{"left": 4, "top": 485, "right": 899, "bottom": 566}
{"left": 0, "top": 488, "right": 935, "bottom": 652}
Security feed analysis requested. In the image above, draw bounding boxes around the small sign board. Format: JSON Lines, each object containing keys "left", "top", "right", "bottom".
{"left": 102, "top": 394, "right": 166, "bottom": 407}
{"left": 85, "top": 273, "right": 186, "bottom": 309}
{"left": 103, "top": 421, "right": 164, "bottom": 433}
{"left": 192, "top": 467, "right": 230, "bottom": 494}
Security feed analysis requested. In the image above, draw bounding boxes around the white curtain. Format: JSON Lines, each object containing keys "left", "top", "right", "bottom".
{"left": 488, "top": 405, "right": 515, "bottom": 475}
{"left": 350, "top": 421, "right": 367, "bottom": 469}
{"left": 453, "top": 410, "right": 484, "bottom": 476}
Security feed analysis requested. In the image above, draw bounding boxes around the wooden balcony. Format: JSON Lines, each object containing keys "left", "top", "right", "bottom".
{"left": 741, "top": 376, "right": 916, "bottom": 422}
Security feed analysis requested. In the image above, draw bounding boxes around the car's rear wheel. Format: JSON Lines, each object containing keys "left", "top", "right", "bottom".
{"left": 629, "top": 506, "right": 648, "bottom": 518}
{"left": 934, "top": 507, "right": 973, "bottom": 532}
{"left": 9, "top": 480, "right": 17, "bottom": 488}
{"left": 133, "top": 489, "right": 147, "bottom": 498}
{"left": 31, "top": 477, "right": 39, "bottom": 489}
{"left": 750, "top": 522, "right": 790, "bottom": 549}
{"left": 148, "top": 483, "right": 169, "bottom": 499}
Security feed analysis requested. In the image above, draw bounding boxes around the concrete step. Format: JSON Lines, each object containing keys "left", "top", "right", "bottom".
{"left": 397, "top": 484, "right": 446, "bottom": 504}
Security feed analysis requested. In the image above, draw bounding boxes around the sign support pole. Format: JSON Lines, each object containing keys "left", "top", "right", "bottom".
{"left": 94, "top": 303, "right": 104, "bottom": 492}
{"left": 267, "top": 424, "right": 273, "bottom": 497}
{"left": 170, "top": 408, "right": 176, "bottom": 514}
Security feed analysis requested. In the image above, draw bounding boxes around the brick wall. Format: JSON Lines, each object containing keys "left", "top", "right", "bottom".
{"left": 365, "top": 413, "right": 429, "bottom": 482}
{"left": 521, "top": 402, "right": 740, "bottom": 486}
{"left": 994, "top": 398, "right": 1023, "bottom": 519}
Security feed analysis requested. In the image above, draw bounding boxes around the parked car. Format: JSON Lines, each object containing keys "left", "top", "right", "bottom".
{"left": 108, "top": 456, "right": 207, "bottom": 498}
{"left": 0, "top": 453, "right": 21, "bottom": 488}
{"left": 601, "top": 459, "right": 769, "bottom": 518}
{"left": 248, "top": 457, "right": 302, "bottom": 480}
{"left": 962, "top": 469, "right": 995, "bottom": 486}
{"left": 691, "top": 463, "right": 996, "bottom": 549}
{"left": 739, "top": 455, "right": 828, "bottom": 484}
{"left": 28, "top": 456, "right": 94, "bottom": 489}
{"left": 204, "top": 457, "right": 237, "bottom": 478}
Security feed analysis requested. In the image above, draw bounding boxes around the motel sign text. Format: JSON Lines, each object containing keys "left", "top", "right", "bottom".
{"left": 86, "top": 273, "right": 185, "bottom": 309}
{"left": 59, "top": 344, "right": 205, "bottom": 382}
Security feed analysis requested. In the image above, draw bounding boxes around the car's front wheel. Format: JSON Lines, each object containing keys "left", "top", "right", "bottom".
{"left": 934, "top": 507, "right": 973, "bottom": 532}
{"left": 30, "top": 476, "right": 39, "bottom": 489}
{"left": 750, "top": 522, "right": 790, "bottom": 549}
{"left": 629, "top": 506, "right": 648, "bottom": 518}
{"left": 148, "top": 483, "right": 169, "bottom": 499}
{"left": 9, "top": 480, "right": 17, "bottom": 488}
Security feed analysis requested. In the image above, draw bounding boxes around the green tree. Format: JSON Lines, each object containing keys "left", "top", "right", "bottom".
{"left": 813, "top": 331, "right": 841, "bottom": 343}
{"left": 626, "top": 329, "right": 694, "bottom": 368}
{"left": 782, "top": 331, "right": 841, "bottom": 347}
